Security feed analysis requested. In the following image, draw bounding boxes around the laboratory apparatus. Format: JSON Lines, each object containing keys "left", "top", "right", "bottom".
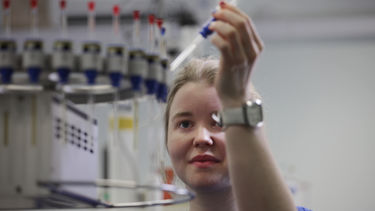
{"left": 0, "top": 0, "right": 193, "bottom": 210}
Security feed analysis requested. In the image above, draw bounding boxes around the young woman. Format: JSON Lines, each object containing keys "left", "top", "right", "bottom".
{"left": 164, "top": 2, "right": 311, "bottom": 211}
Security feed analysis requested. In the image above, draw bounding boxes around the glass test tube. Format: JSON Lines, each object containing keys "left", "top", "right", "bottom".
{"left": 132, "top": 10, "right": 141, "bottom": 49}
{"left": 2, "top": 0, "right": 11, "bottom": 37}
{"left": 87, "top": 1, "right": 96, "bottom": 40}
{"left": 107, "top": 46, "right": 126, "bottom": 144}
{"left": 59, "top": 0, "right": 68, "bottom": 38}
{"left": 170, "top": 0, "right": 238, "bottom": 72}
{"left": 147, "top": 14, "right": 155, "bottom": 54}
{"left": 30, "top": 0, "right": 39, "bottom": 37}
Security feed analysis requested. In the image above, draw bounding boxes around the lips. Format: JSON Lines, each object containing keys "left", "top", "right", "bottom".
{"left": 189, "top": 154, "right": 220, "bottom": 163}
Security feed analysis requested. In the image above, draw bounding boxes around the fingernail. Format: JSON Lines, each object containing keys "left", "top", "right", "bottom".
{"left": 212, "top": 9, "right": 217, "bottom": 15}
{"left": 219, "top": 1, "right": 226, "bottom": 8}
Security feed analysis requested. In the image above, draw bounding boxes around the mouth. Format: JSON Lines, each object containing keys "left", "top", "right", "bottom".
{"left": 189, "top": 154, "right": 220, "bottom": 168}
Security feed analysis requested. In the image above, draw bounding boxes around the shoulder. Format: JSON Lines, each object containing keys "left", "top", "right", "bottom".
{"left": 297, "top": 206, "right": 312, "bottom": 211}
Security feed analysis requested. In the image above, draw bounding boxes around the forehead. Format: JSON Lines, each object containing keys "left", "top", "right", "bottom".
{"left": 169, "top": 81, "right": 222, "bottom": 117}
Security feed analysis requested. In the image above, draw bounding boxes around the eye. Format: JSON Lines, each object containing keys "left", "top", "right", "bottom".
{"left": 212, "top": 120, "right": 223, "bottom": 130}
{"left": 178, "top": 120, "right": 193, "bottom": 129}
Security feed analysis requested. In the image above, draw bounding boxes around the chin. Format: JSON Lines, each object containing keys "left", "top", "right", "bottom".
{"left": 186, "top": 174, "right": 231, "bottom": 193}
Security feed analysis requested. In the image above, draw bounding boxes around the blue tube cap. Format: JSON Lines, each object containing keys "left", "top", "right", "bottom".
{"left": 84, "top": 69, "right": 98, "bottom": 85}
{"left": 157, "top": 83, "right": 168, "bottom": 103}
{"left": 200, "top": 18, "right": 216, "bottom": 38}
{"left": 27, "top": 67, "right": 41, "bottom": 84}
{"left": 109, "top": 72, "right": 123, "bottom": 88}
{"left": 145, "top": 79, "right": 158, "bottom": 95}
{"left": 57, "top": 68, "right": 71, "bottom": 84}
{"left": 0, "top": 67, "right": 13, "bottom": 84}
{"left": 130, "top": 75, "right": 143, "bottom": 92}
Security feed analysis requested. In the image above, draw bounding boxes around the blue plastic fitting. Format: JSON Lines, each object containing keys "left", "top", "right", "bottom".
{"left": 157, "top": 83, "right": 168, "bottom": 103}
{"left": 27, "top": 67, "right": 41, "bottom": 84}
{"left": 109, "top": 72, "right": 122, "bottom": 88}
{"left": 297, "top": 207, "right": 312, "bottom": 211}
{"left": 200, "top": 18, "right": 216, "bottom": 38}
{"left": 145, "top": 79, "right": 158, "bottom": 95}
{"left": 84, "top": 69, "right": 98, "bottom": 85}
{"left": 57, "top": 68, "right": 71, "bottom": 84}
{"left": 130, "top": 75, "right": 143, "bottom": 92}
{"left": 0, "top": 67, "right": 13, "bottom": 84}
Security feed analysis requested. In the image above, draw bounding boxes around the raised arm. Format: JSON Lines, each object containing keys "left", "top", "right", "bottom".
{"left": 209, "top": 2, "right": 296, "bottom": 211}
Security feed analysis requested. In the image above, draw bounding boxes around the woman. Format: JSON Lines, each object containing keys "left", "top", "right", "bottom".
{"left": 164, "top": 2, "right": 311, "bottom": 211}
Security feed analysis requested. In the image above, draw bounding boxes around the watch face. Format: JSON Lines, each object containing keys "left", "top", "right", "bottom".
{"left": 246, "top": 100, "right": 263, "bottom": 127}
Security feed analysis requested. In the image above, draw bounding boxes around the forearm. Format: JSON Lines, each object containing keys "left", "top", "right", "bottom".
{"left": 225, "top": 125, "right": 295, "bottom": 211}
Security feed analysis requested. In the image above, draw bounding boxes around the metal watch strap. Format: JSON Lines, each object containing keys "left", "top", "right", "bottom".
{"left": 221, "top": 107, "right": 246, "bottom": 126}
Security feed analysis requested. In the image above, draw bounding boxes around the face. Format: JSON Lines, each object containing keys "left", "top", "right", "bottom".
{"left": 167, "top": 81, "right": 230, "bottom": 192}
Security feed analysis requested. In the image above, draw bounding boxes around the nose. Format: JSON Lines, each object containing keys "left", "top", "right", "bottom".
{"left": 193, "top": 125, "right": 214, "bottom": 147}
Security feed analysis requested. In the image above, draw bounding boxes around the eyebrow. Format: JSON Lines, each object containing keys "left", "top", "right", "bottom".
{"left": 171, "top": 112, "right": 193, "bottom": 121}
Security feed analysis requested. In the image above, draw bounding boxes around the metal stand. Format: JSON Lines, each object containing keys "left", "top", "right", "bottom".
{"left": 37, "top": 179, "right": 194, "bottom": 209}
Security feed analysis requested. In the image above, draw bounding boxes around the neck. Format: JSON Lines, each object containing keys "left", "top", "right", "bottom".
{"left": 189, "top": 187, "right": 236, "bottom": 211}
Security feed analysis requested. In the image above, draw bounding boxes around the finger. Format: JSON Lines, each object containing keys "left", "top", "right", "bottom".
{"left": 210, "top": 34, "right": 233, "bottom": 62}
{"left": 209, "top": 21, "right": 246, "bottom": 64}
{"left": 217, "top": 2, "right": 264, "bottom": 52}
{"left": 212, "top": 9, "right": 257, "bottom": 61}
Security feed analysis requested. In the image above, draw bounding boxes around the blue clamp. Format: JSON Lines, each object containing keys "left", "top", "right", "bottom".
{"left": 0, "top": 67, "right": 13, "bottom": 84}
{"left": 57, "top": 68, "right": 71, "bottom": 84}
{"left": 130, "top": 75, "right": 143, "bottom": 92}
{"left": 145, "top": 79, "right": 158, "bottom": 95}
{"left": 157, "top": 83, "right": 168, "bottom": 103}
{"left": 27, "top": 67, "right": 41, "bottom": 84}
{"left": 297, "top": 207, "right": 312, "bottom": 211}
{"left": 109, "top": 72, "right": 123, "bottom": 88}
{"left": 84, "top": 69, "right": 98, "bottom": 85}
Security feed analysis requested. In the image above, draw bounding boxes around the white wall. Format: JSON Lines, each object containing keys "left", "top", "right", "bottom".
{"left": 253, "top": 40, "right": 375, "bottom": 210}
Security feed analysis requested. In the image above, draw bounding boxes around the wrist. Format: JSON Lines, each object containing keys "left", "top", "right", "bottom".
{"left": 221, "top": 98, "right": 246, "bottom": 109}
{"left": 218, "top": 98, "right": 264, "bottom": 129}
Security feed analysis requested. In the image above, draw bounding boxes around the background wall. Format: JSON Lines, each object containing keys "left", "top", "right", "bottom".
{"left": 254, "top": 40, "right": 375, "bottom": 210}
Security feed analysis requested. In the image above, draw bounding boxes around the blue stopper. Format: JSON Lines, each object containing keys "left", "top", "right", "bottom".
{"left": 109, "top": 72, "right": 122, "bottom": 88}
{"left": 27, "top": 67, "right": 41, "bottom": 84}
{"left": 130, "top": 75, "right": 143, "bottom": 92}
{"left": 161, "top": 27, "right": 166, "bottom": 36}
{"left": 57, "top": 68, "right": 71, "bottom": 84}
{"left": 157, "top": 83, "right": 168, "bottom": 103}
{"left": 84, "top": 69, "right": 98, "bottom": 85}
{"left": 0, "top": 67, "right": 13, "bottom": 84}
{"left": 200, "top": 18, "right": 216, "bottom": 39}
{"left": 297, "top": 207, "right": 312, "bottom": 211}
{"left": 145, "top": 79, "right": 158, "bottom": 95}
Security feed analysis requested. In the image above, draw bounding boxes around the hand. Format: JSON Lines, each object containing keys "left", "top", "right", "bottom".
{"left": 209, "top": 2, "right": 263, "bottom": 108}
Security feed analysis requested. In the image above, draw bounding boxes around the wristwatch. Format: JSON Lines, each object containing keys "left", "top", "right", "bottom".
{"left": 212, "top": 99, "right": 263, "bottom": 129}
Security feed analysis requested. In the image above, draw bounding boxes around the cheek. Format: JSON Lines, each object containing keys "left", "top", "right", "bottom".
{"left": 167, "top": 132, "right": 187, "bottom": 161}
{"left": 214, "top": 133, "right": 227, "bottom": 155}
{"left": 167, "top": 128, "right": 193, "bottom": 167}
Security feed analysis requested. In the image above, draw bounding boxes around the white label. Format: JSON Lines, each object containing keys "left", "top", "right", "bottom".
{"left": 129, "top": 57, "right": 147, "bottom": 77}
{"left": 52, "top": 52, "right": 74, "bottom": 69}
{"left": 147, "top": 62, "right": 162, "bottom": 82}
{"left": 107, "top": 56, "right": 125, "bottom": 73}
{"left": 81, "top": 53, "right": 101, "bottom": 71}
{"left": 0, "top": 51, "right": 15, "bottom": 67}
{"left": 23, "top": 51, "right": 44, "bottom": 68}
